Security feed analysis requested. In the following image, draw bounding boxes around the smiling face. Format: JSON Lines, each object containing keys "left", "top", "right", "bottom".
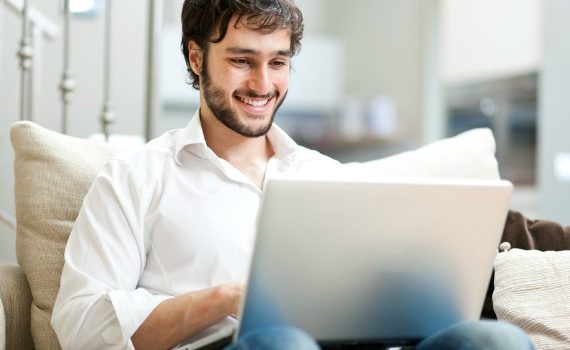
{"left": 188, "top": 17, "right": 292, "bottom": 138}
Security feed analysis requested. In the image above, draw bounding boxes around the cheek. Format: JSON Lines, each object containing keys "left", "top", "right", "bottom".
{"left": 224, "top": 70, "right": 251, "bottom": 90}
{"left": 274, "top": 73, "right": 290, "bottom": 90}
{"left": 208, "top": 61, "right": 240, "bottom": 85}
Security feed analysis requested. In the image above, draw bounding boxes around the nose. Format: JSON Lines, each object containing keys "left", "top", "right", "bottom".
{"left": 246, "top": 65, "right": 272, "bottom": 95}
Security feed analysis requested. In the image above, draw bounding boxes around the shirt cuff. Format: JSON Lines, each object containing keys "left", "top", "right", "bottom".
{"left": 105, "top": 288, "right": 172, "bottom": 345}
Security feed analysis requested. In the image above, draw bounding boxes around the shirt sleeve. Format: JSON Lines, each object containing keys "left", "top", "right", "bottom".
{"left": 51, "top": 159, "right": 171, "bottom": 349}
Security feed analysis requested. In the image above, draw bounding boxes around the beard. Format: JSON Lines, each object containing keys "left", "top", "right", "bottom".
{"left": 200, "top": 53, "right": 287, "bottom": 138}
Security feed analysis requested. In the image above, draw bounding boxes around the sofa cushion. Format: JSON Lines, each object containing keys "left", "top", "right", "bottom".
{"left": 10, "top": 121, "right": 122, "bottom": 349}
{"left": 493, "top": 249, "right": 570, "bottom": 349}
{"left": 500, "top": 211, "right": 570, "bottom": 251}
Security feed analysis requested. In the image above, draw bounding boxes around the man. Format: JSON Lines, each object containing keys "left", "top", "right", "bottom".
{"left": 51, "top": 0, "right": 533, "bottom": 349}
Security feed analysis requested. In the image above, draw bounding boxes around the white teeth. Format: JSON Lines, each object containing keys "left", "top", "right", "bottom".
{"left": 237, "top": 96, "right": 269, "bottom": 107}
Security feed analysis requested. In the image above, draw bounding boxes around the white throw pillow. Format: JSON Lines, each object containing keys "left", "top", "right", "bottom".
{"left": 493, "top": 248, "right": 570, "bottom": 350}
{"left": 346, "top": 128, "right": 500, "bottom": 180}
{"left": 288, "top": 128, "right": 500, "bottom": 182}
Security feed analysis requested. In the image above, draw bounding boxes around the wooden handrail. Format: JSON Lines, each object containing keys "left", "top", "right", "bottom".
{"left": 4, "top": 0, "right": 59, "bottom": 38}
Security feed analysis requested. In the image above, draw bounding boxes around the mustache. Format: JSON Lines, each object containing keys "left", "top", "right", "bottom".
{"left": 233, "top": 90, "right": 278, "bottom": 99}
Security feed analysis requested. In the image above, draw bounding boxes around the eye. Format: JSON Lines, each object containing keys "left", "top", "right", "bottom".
{"left": 230, "top": 58, "right": 250, "bottom": 66}
{"left": 271, "top": 60, "right": 289, "bottom": 69}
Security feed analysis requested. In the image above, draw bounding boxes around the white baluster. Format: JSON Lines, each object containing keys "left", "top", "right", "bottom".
{"left": 1, "top": 2, "right": 4, "bottom": 88}
{"left": 17, "top": 0, "right": 33, "bottom": 121}
{"left": 144, "top": 0, "right": 163, "bottom": 141}
{"left": 30, "top": 21, "right": 44, "bottom": 122}
{"left": 100, "top": 0, "right": 114, "bottom": 140}
{"left": 60, "top": 0, "right": 75, "bottom": 134}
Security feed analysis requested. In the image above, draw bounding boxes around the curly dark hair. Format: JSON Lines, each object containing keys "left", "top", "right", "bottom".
{"left": 181, "top": 0, "right": 304, "bottom": 89}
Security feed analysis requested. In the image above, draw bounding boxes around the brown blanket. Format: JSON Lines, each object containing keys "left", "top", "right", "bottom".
{"left": 481, "top": 210, "right": 570, "bottom": 319}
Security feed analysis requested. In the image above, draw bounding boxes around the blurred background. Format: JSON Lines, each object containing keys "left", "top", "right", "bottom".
{"left": 1, "top": 0, "right": 569, "bottom": 262}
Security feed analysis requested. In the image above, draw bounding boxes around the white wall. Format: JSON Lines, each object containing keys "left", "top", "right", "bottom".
{"left": 0, "top": 0, "right": 149, "bottom": 262}
{"left": 324, "top": 0, "right": 424, "bottom": 140}
{"left": 420, "top": 0, "right": 445, "bottom": 144}
{"left": 296, "top": 0, "right": 328, "bottom": 35}
{"left": 442, "top": 0, "right": 541, "bottom": 83}
{"left": 538, "top": 0, "right": 570, "bottom": 225}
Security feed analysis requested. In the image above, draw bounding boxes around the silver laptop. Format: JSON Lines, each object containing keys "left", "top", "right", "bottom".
{"left": 233, "top": 178, "right": 512, "bottom": 347}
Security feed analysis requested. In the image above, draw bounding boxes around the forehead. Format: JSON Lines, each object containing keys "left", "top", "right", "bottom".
{"left": 212, "top": 16, "right": 292, "bottom": 54}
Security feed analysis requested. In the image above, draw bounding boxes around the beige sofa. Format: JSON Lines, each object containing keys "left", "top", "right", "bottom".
{"left": 2, "top": 121, "right": 566, "bottom": 349}
{"left": 0, "top": 119, "right": 503, "bottom": 349}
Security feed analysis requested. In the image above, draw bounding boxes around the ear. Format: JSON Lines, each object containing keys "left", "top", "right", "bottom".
{"left": 187, "top": 41, "right": 204, "bottom": 76}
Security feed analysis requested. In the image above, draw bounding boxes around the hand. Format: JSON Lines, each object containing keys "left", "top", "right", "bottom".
{"left": 215, "top": 282, "right": 245, "bottom": 316}
{"left": 132, "top": 282, "right": 246, "bottom": 349}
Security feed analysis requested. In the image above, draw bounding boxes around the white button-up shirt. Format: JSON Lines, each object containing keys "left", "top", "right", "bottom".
{"left": 51, "top": 110, "right": 339, "bottom": 349}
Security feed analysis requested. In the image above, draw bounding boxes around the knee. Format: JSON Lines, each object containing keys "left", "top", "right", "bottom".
{"left": 417, "top": 320, "right": 534, "bottom": 350}
{"left": 486, "top": 321, "right": 534, "bottom": 349}
{"left": 233, "top": 326, "right": 320, "bottom": 350}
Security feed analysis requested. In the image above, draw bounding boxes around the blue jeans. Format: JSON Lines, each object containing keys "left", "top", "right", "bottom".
{"left": 228, "top": 320, "right": 533, "bottom": 350}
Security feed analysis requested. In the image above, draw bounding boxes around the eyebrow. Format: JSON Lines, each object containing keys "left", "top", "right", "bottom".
{"left": 225, "top": 47, "right": 292, "bottom": 57}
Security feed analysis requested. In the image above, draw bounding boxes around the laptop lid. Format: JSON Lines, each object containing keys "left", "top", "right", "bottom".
{"left": 235, "top": 178, "right": 512, "bottom": 346}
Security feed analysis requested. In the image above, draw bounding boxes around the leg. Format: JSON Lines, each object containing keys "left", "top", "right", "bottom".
{"left": 228, "top": 326, "right": 321, "bottom": 350}
{"left": 415, "top": 320, "right": 533, "bottom": 350}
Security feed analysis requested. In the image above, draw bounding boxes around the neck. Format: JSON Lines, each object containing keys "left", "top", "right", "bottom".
{"left": 200, "top": 109, "right": 275, "bottom": 164}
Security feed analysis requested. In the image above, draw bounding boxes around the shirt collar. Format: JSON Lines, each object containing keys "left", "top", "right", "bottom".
{"left": 174, "top": 109, "right": 300, "bottom": 166}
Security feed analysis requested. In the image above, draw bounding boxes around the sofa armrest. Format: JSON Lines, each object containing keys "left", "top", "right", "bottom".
{"left": 0, "top": 265, "right": 34, "bottom": 350}
{"left": 481, "top": 210, "right": 570, "bottom": 320}
{"left": 1, "top": 292, "right": 5, "bottom": 350}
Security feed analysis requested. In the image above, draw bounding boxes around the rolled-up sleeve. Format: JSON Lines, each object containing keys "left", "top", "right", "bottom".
{"left": 51, "top": 160, "right": 171, "bottom": 349}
